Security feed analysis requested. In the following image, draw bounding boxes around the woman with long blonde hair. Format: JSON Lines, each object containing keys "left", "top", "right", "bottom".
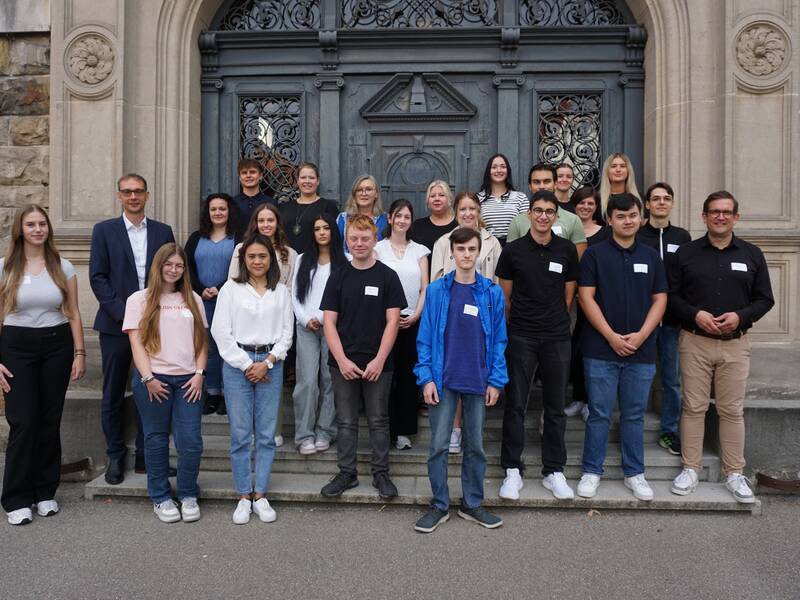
{"left": 123, "top": 243, "right": 208, "bottom": 523}
{"left": 336, "top": 175, "right": 389, "bottom": 252}
{"left": 599, "top": 153, "right": 641, "bottom": 214}
{"left": 0, "top": 204, "right": 85, "bottom": 526}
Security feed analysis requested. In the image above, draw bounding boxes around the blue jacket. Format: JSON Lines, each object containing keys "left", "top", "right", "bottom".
{"left": 414, "top": 271, "right": 508, "bottom": 397}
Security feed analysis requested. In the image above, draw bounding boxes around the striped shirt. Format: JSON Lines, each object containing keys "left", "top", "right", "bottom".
{"left": 478, "top": 190, "right": 528, "bottom": 240}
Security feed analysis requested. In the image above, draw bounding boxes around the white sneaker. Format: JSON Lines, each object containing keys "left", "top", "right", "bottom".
{"left": 396, "top": 435, "right": 412, "bottom": 450}
{"left": 153, "top": 499, "right": 181, "bottom": 523}
{"left": 7, "top": 507, "right": 33, "bottom": 525}
{"left": 499, "top": 468, "right": 523, "bottom": 500}
{"left": 35, "top": 499, "right": 59, "bottom": 517}
{"left": 448, "top": 428, "right": 461, "bottom": 454}
{"left": 542, "top": 472, "right": 575, "bottom": 500}
{"left": 624, "top": 474, "right": 654, "bottom": 501}
{"left": 314, "top": 438, "right": 330, "bottom": 452}
{"left": 564, "top": 401, "right": 583, "bottom": 417}
{"left": 232, "top": 498, "right": 252, "bottom": 524}
{"left": 180, "top": 497, "right": 201, "bottom": 522}
{"left": 581, "top": 403, "right": 590, "bottom": 422}
{"left": 671, "top": 468, "right": 699, "bottom": 496}
{"left": 726, "top": 473, "right": 755, "bottom": 504}
{"left": 577, "top": 473, "right": 601, "bottom": 498}
{"left": 253, "top": 497, "right": 277, "bottom": 523}
{"left": 274, "top": 435, "right": 284, "bottom": 447}
{"left": 299, "top": 439, "right": 317, "bottom": 455}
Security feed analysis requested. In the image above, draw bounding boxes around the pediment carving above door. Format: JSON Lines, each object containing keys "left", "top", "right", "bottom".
{"left": 359, "top": 73, "right": 477, "bottom": 122}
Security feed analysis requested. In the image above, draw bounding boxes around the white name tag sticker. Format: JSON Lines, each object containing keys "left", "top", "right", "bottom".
{"left": 463, "top": 304, "right": 479, "bottom": 317}
{"left": 364, "top": 286, "right": 379, "bottom": 296}
{"left": 731, "top": 262, "right": 748, "bottom": 272}
{"left": 633, "top": 263, "right": 648, "bottom": 274}
{"left": 548, "top": 261, "right": 563, "bottom": 273}
{"left": 666, "top": 243, "right": 680, "bottom": 253}
{"left": 552, "top": 225, "right": 563, "bottom": 235}
{"left": 22, "top": 275, "right": 31, "bottom": 285}
{"left": 180, "top": 308, "right": 193, "bottom": 318}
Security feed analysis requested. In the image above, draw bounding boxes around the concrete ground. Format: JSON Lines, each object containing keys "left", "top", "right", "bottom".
{"left": 0, "top": 477, "right": 798, "bottom": 600}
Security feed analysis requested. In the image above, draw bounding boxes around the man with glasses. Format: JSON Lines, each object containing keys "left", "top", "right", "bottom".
{"left": 90, "top": 174, "right": 175, "bottom": 484}
{"left": 668, "top": 191, "right": 773, "bottom": 503}
{"left": 497, "top": 190, "right": 580, "bottom": 500}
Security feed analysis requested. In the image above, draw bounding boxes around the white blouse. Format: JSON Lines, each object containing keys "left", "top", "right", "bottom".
{"left": 374, "top": 239, "right": 429, "bottom": 316}
{"left": 291, "top": 254, "right": 331, "bottom": 327}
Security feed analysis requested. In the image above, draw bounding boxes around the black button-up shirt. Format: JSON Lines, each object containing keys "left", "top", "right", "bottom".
{"left": 637, "top": 221, "right": 691, "bottom": 325}
{"left": 667, "top": 233, "right": 774, "bottom": 332}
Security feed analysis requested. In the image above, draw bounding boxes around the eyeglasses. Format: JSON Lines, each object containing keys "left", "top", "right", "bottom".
{"left": 119, "top": 189, "right": 147, "bottom": 196}
{"left": 356, "top": 187, "right": 375, "bottom": 194}
{"left": 705, "top": 209, "right": 735, "bottom": 218}
{"left": 531, "top": 207, "right": 557, "bottom": 218}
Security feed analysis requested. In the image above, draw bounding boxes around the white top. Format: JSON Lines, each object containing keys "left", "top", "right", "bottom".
{"left": 291, "top": 255, "right": 331, "bottom": 327}
{"left": 374, "top": 239, "right": 430, "bottom": 316}
{"left": 228, "top": 242, "right": 298, "bottom": 291}
{"left": 123, "top": 213, "right": 148, "bottom": 290}
{"left": 1, "top": 257, "right": 75, "bottom": 328}
{"left": 211, "top": 280, "right": 294, "bottom": 371}
{"left": 478, "top": 190, "right": 528, "bottom": 239}
{"left": 430, "top": 228, "right": 502, "bottom": 283}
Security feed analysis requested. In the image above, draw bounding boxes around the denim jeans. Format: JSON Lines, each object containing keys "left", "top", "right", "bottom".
{"left": 656, "top": 324, "right": 681, "bottom": 435}
{"left": 428, "top": 388, "right": 486, "bottom": 511}
{"left": 581, "top": 358, "right": 656, "bottom": 478}
{"left": 132, "top": 371, "right": 203, "bottom": 503}
{"left": 222, "top": 352, "right": 283, "bottom": 495}
{"left": 203, "top": 298, "right": 223, "bottom": 396}
{"left": 292, "top": 324, "right": 336, "bottom": 445}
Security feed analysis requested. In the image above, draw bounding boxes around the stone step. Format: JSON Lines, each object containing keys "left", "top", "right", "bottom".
{"left": 83, "top": 470, "right": 760, "bottom": 515}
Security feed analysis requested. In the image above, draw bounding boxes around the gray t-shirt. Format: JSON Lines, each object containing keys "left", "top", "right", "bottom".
{"left": 1, "top": 257, "right": 76, "bottom": 328}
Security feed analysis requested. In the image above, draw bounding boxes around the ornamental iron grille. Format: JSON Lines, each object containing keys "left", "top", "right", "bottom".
{"left": 341, "top": 0, "right": 498, "bottom": 28}
{"left": 240, "top": 96, "right": 302, "bottom": 201}
{"left": 220, "top": 0, "right": 320, "bottom": 31}
{"left": 520, "top": 0, "right": 625, "bottom": 26}
{"left": 538, "top": 93, "right": 602, "bottom": 189}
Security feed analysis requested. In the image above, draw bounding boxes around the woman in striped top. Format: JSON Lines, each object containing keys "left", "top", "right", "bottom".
{"left": 477, "top": 153, "right": 528, "bottom": 245}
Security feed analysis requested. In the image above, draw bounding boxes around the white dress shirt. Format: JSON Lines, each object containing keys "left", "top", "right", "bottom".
{"left": 123, "top": 213, "right": 148, "bottom": 290}
{"left": 291, "top": 255, "right": 331, "bottom": 327}
{"left": 211, "top": 280, "right": 294, "bottom": 371}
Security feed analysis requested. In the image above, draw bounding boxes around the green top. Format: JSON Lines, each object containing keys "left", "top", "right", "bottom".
{"left": 506, "top": 206, "right": 587, "bottom": 245}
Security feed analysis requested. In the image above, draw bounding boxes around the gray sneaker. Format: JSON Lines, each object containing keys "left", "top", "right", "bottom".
{"left": 414, "top": 506, "right": 449, "bottom": 533}
{"left": 457, "top": 505, "right": 503, "bottom": 529}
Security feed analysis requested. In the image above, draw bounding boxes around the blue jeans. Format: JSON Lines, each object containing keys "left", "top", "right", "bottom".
{"left": 656, "top": 324, "right": 681, "bottom": 435}
{"left": 203, "top": 299, "right": 222, "bottom": 396}
{"left": 222, "top": 352, "right": 283, "bottom": 495}
{"left": 581, "top": 358, "right": 656, "bottom": 478}
{"left": 427, "top": 388, "right": 486, "bottom": 511}
{"left": 132, "top": 371, "right": 203, "bottom": 503}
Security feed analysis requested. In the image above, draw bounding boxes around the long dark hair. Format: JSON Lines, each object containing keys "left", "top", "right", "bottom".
{"left": 199, "top": 192, "right": 238, "bottom": 238}
{"left": 233, "top": 234, "right": 281, "bottom": 290}
{"left": 381, "top": 198, "right": 414, "bottom": 240}
{"left": 244, "top": 203, "right": 290, "bottom": 264}
{"left": 479, "top": 153, "right": 516, "bottom": 198}
{"left": 295, "top": 213, "right": 346, "bottom": 304}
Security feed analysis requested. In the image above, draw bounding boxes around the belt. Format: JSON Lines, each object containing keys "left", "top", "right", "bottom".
{"left": 237, "top": 342, "right": 274, "bottom": 353}
{"left": 683, "top": 328, "right": 744, "bottom": 341}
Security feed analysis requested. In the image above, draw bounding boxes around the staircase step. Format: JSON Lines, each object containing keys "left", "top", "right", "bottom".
{"left": 83, "top": 470, "right": 760, "bottom": 515}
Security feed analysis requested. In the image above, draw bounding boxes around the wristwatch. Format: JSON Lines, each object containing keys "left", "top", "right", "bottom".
{"left": 264, "top": 358, "right": 274, "bottom": 370}
{"left": 195, "top": 369, "right": 206, "bottom": 377}
{"left": 141, "top": 374, "right": 155, "bottom": 384}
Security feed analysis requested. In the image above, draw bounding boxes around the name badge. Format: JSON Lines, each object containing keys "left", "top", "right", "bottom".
{"left": 22, "top": 275, "right": 32, "bottom": 285}
{"left": 180, "top": 308, "right": 193, "bottom": 318}
{"left": 548, "top": 261, "right": 563, "bottom": 274}
{"left": 552, "top": 225, "right": 563, "bottom": 235}
{"left": 633, "top": 263, "right": 648, "bottom": 274}
{"left": 364, "top": 286, "right": 379, "bottom": 296}
{"left": 463, "top": 304, "right": 479, "bottom": 317}
{"left": 731, "top": 262, "right": 748, "bottom": 272}
{"left": 666, "top": 243, "right": 679, "bottom": 253}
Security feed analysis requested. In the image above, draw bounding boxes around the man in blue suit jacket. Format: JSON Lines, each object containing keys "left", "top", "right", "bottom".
{"left": 90, "top": 173, "right": 175, "bottom": 485}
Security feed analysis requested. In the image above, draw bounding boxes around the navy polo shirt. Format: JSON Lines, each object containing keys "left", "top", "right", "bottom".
{"left": 578, "top": 237, "right": 668, "bottom": 363}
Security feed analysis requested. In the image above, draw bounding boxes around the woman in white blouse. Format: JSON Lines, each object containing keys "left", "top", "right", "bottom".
{"left": 212, "top": 234, "right": 293, "bottom": 525}
{"left": 375, "top": 199, "right": 430, "bottom": 450}
{"left": 477, "top": 153, "right": 528, "bottom": 244}
{"left": 290, "top": 213, "right": 347, "bottom": 455}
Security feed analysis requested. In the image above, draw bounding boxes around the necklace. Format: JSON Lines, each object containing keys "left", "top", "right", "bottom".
{"left": 390, "top": 240, "right": 408, "bottom": 259}
{"left": 292, "top": 197, "right": 319, "bottom": 236}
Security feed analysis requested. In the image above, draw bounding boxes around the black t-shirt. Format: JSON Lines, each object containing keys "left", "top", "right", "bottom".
{"left": 278, "top": 197, "right": 340, "bottom": 254}
{"left": 495, "top": 233, "right": 580, "bottom": 340}
{"left": 412, "top": 217, "right": 458, "bottom": 252}
{"left": 233, "top": 191, "right": 275, "bottom": 240}
{"left": 320, "top": 261, "right": 407, "bottom": 370}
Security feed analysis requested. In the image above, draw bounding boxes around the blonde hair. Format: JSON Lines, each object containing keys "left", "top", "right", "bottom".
{"left": 344, "top": 175, "right": 384, "bottom": 217}
{"left": 426, "top": 180, "right": 454, "bottom": 207}
{"left": 599, "top": 153, "right": 640, "bottom": 214}
{"left": 454, "top": 190, "right": 487, "bottom": 230}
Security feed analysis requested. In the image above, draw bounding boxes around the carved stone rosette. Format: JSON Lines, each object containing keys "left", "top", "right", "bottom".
{"left": 735, "top": 23, "right": 788, "bottom": 77}
{"left": 66, "top": 34, "right": 115, "bottom": 86}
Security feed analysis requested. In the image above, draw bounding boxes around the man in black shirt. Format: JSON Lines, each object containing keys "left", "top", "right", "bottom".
{"left": 233, "top": 158, "right": 276, "bottom": 239}
{"left": 668, "top": 191, "right": 774, "bottom": 504}
{"left": 637, "top": 182, "right": 692, "bottom": 456}
{"left": 319, "top": 215, "right": 407, "bottom": 499}
{"left": 497, "top": 191, "right": 580, "bottom": 501}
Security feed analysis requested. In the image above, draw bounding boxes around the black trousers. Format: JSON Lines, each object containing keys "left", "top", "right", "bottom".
{"left": 99, "top": 333, "right": 143, "bottom": 460}
{"left": 1, "top": 324, "right": 73, "bottom": 512}
{"left": 501, "top": 335, "right": 570, "bottom": 476}
{"left": 569, "top": 310, "right": 588, "bottom": 403}
{"left": 389, "top": 322, "right": 420, "bottom": 439}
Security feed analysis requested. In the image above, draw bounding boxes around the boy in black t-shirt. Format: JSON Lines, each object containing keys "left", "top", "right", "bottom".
{"left": 319, "top": 215, "right": 407, "bottom": 499}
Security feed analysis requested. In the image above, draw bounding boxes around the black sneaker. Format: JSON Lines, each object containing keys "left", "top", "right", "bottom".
{"left": 372, "top": 472, "right": 398, "bottom": 499}
{"left": 216, "top": 399, "right": 227, "bottom": 416}
{"left": 202, "top": 394, "right": 221, "bottom": 415}
{"left": 457, "top": 505, "right": 503, "bottom": 529}
{"left": 414, "top": 506, "right": 449, "bottom": 533}
{"left": 658, "top": 432, "right": 681, "bottom": 456}
{"left": 320, "top": 472, "right": 359, "bottom": 497}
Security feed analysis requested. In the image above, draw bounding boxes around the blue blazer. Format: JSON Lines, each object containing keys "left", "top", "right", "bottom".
{"left": 89, "top": 216, "right": 175, "bottom": 335}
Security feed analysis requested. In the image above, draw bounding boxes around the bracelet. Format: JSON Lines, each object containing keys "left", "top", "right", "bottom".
{"left": 74, "top": 350, "right": 87, "bottom": 356}
{"left": 140, "top": 374, "right": 155, "bottom": 384}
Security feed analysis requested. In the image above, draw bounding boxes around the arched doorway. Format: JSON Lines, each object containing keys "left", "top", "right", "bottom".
{"left": 199, "top": 0, "right": 646, "bottom": 208}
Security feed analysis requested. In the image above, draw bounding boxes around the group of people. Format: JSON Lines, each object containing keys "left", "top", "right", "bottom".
{"left": 0, "top": 152, "right": 773, "bottom": 533}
